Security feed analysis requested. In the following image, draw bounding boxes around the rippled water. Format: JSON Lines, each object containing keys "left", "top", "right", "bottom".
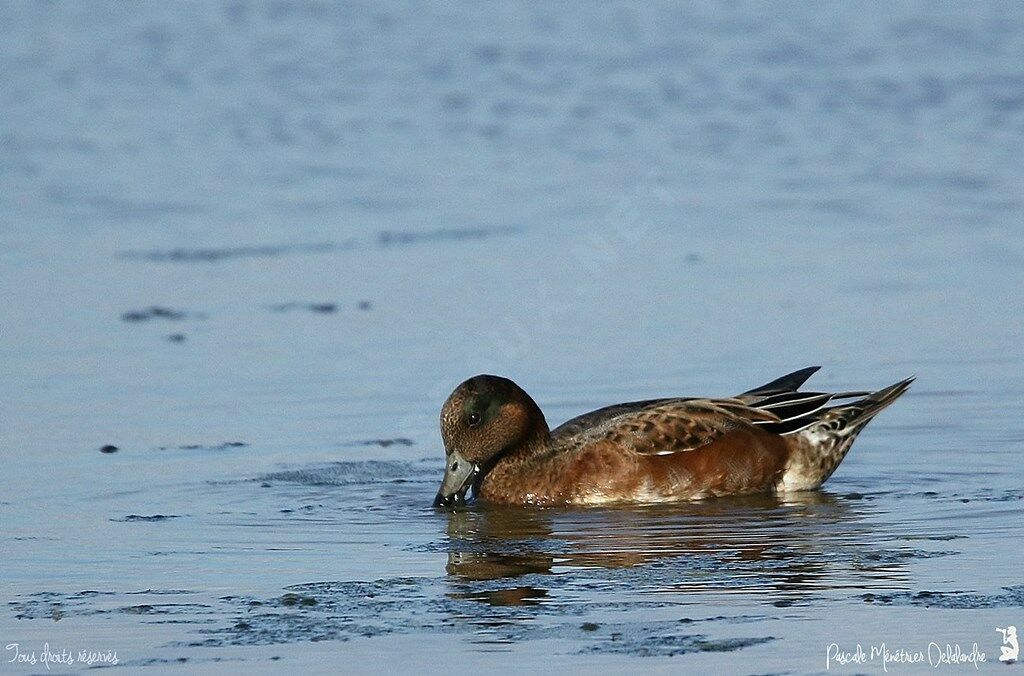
{"left": 2, "top": 2, "right": 1023, "bottom": 673}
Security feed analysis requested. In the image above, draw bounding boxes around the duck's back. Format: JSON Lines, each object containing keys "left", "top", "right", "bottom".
{"left": 550, "top": 398, "right": 681, "bottom": 440}
{"left": 529, "top": 398, "right": 791, "bottom": 504}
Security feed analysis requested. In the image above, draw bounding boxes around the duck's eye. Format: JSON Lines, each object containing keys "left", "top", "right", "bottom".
{"left": 467, "top": 412, "right": 481, "bottom": 427}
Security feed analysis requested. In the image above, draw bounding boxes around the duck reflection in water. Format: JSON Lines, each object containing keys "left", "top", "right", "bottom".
{"left": 440, "top": 491, "right": 915, "bottom": 608}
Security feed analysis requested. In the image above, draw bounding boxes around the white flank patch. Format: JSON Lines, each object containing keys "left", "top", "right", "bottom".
{"left": 777, "top": 465, "right": 822, "bottom": 492}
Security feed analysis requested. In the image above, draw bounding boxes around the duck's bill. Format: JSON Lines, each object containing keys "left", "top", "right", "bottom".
{"left": 433, "top": 450, "right": 479, "bottom": 508}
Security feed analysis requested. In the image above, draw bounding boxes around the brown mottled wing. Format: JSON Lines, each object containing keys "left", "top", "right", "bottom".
{"left": 554, "top": 398, "right": 781, "bottom": 456}
{"left": 551, "top": 398, "right": 677, "bottom": 438}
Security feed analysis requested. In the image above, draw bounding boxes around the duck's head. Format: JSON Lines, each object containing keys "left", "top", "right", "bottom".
{"left": 433, "top": 375, "right": 547, "bottom": 508}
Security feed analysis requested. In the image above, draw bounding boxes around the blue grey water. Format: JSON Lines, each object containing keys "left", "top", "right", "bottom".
{"left": 2, "top": 1, "right": 1022, "bottom": 673}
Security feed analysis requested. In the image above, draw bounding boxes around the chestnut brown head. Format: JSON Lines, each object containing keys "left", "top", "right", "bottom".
{"left": 433, "top": 375, "right": 547, "bottom": 508}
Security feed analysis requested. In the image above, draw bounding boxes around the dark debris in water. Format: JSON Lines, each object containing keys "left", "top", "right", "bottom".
{"left": 266, "top": 302, "right": 338, "bottom": 314}
{"left": 119, "top": 226, "right": 521, "bottom": 265}
{"left": 450, "top": 586, "right": 549, "bottom": 606}
{"left": 124, "top": 656, "right": 244, "bottom": 668}
{"left": 259, "top": 460, "right": 433, "bottom": 486}
{"left": 99, "top": 444, "right": 119, "bottom": 453}
{"left": 111, "top": 514, "right": 181, "bottom": 522}
{"left": 279, "top": 593, "right": 318, "bottom": 608}
{"left": 9, "top": 590, "right": 212, "bottom": 622}
{"left": 121, "top": 306, "right": 206, "bottom": 322}
{"left": 908, "top": 487, "right": 1024, "bottom": 504}
{"left": 157, "top": 441, "right": 248, "bottom": 451}
{"left": 377, "top": 225, "right": 520, "bottom": 247}
{"left": 349, "top": 438, "right": 415, "bottom": 448}
{"left": 278, "top": 504, "right": 325, "bottom": 514}
{"left": 851, "top": 549, "right": 955, "bottom": 566}
{"left": 119, "top": 241, "right": 353, "bottom": 263}
{"left": 961, "top": 488, "right": 1024, "bottom": 502}
{"left": 172, "top": 576, "right": 775, "bottom": 654}
{"left": 579, "top": 632, "right": 775, "bottom": 657}
{"left": 862, "top": 585, "right": 1024, "bottom": 609}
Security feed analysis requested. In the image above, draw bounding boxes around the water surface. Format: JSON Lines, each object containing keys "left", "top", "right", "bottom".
{"left": 2, "top": 2, "right": 1023, "bottom": 673}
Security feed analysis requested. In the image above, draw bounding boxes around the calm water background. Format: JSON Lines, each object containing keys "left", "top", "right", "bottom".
{"left": 2, "top": 1, "right": 1023, "bottom": 673}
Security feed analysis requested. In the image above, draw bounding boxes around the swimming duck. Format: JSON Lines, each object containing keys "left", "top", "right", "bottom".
{"left": 433, "top": 367, "right": 912, "bottom": 507}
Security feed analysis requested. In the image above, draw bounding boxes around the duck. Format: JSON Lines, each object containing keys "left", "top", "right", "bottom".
{"left": 433, "top": 367, "right": 913, "bottom": 507}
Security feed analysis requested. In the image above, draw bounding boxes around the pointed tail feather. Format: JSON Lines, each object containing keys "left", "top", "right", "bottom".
{"left": 824, "top": 376, "right": 915, "bottom": 432}
{"left": 741, "top": 366, "right": 821, "bottom": 397}
{"left": 778, "top": 376, "right": 914, "bottom": 491}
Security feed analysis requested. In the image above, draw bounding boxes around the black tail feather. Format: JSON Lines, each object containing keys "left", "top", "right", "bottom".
{"left": 752, "top": 376, "right": 914, "bottom": 435}
{"left": 741, "top": 366, "right": 821, "bottom": 397}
